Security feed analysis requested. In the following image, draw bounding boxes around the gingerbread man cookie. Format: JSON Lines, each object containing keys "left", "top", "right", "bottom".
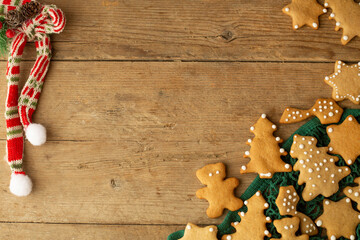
{"left": 241, "top": 114, "right": 292, "bottom": 179}
{"left": 279, "top": 98, "right": 343, "bottom": 125}
{"left": 271, "top": 217, "right": 309, "bottom": 240}
{"left": 282, "top": 0, "right": 327, "bottom": 30}
{"left": 324, "top": 0, "right": 360, "bottom": 45}
{"left": 196, "top": 162, "right": 243, "bottom": 218}
{"left": 179, "top": 223, "right": 218, "bottom": 240}
{"left": 316, "top": 198, "right": 360, "bottom": 240}
{"left": 221, "top": 191, "right": 272, "bottom": 240}
{"left": 344, "top": 177, "right": 360, "bottom": 211}
{"left": 290, "top": 135, "right": 350, "bottom": 201}
{"left": 325, "top": 61, "right": 360, "bottom": 104}
{"left": 275, "top": 186, "right": 318, "bottom": 235}
{"left": 327, "top": 115, "right": 360, "bottom": 165}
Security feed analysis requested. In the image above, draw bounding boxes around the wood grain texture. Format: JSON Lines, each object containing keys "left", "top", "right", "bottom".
{"left": 2, "top": 0, "right": 359, "bottom": 238}
{"left": 6, "top": 0, "right": 360, "bottom": 61}
{"left": 0, "top": 62, "right": 357, "bottom": 230}
{"left": 8, "top": 61, "right": 357, "bottom": 142}
{"left": 0, "top": 223, "right": 180, "bottom": 240}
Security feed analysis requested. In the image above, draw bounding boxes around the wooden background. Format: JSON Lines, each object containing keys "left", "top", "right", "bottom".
{"left": 0, "top": 0, "right": 360, "bottom": 239}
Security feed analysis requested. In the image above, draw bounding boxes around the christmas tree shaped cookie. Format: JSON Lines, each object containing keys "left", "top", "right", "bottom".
{"left": 240, "top": 114, "right": 292, "bottom": 179}
{"left": 221, "top": 191, "right": 272, "bottom": 240}
{"left": 279, "top": 98, "right": 343, "bottom": 124}
{"left": 196, "top": 163, "right": 243, "bottom": 218}
{"left": 290, "top": 135, "right": 350, "bottom": 201}
{"left": 270, "top": 217, "right": 309, "bottom": 240}
{"left": 324, "top": 0, "right": 360, "bottom": 45}
{"left": 316, "top": 198, "right": 360, "bottom": 240}
{"left": 179, "top": 223, "right": 218, "bottom": 240}
{"left": 282, "top": 0, "right": 327, "bottom": 30}
{"left": 327, "top": 115, "right": 360, "bottom": 165}
{"left": 324, "top": 61, "right": 360, "bottom": 104}
{"left": 344, "top": 177, "right": 360, "bottom": 211}
{"left": 275, "top": 186, "right": 318, "bottom": 235}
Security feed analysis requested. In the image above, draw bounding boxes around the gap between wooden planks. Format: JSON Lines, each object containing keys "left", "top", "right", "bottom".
{"left": 5, "top": 0, "right": 360, "bottom": 61}
{"left": 1, "top": 0, "right": 359, "bottom": 238}
{"left": 0, "top": 61, "right": 358, "bottom": 239}
{"left": 0, "top": 223, "right": 180, "bottom": 239}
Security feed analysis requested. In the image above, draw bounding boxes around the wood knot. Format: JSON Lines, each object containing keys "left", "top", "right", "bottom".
{"left": 221, "top": 30, "right": 233, "bottom": 41}
{"left": 110, "top": 179, "right": 121, "bottom": 189}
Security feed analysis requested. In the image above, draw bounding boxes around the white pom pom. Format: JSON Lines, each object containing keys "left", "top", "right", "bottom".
{"left": 9, "top": 173, "right": 32, "bottom": 197}
{"left": 25, "top": 123, "right": 46, "bottom": 146}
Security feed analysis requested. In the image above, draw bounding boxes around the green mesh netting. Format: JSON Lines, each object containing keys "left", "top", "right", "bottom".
{"left": 168, "top": 108, "right": 360, "bottom": 240}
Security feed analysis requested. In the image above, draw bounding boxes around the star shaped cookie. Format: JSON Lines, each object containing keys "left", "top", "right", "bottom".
{"left": 325, "top": 0, "right": 360, "bottom": 45}
{"left": 282, "top": 0, "right": 327, "bottom": 30}
{"left": 315, "top": 198, "right": 360, "bottom": 240}
{"left": 344, "top": 177, "right": 360, "bottom": 211}
{"left": 327, "top": 115, "right": 360, "bottom": 165}
{"left": 179, "top": 223, "right": 218, "bottom": 240}
{"left": 325, "top": 61, "right": 360, "bottom": 104}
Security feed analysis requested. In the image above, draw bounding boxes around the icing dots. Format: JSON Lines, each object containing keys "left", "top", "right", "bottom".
{"left": 280, "top": 99, "right": 343, "bottom": 125}
{"left": 325, "top": 61, "right": 360, "bottom": 104}
{"left": 282, "top": 0, "right": 326, "bottom": 30}
{"left": 182, "top": 223, "right": 218, "bottom": 239}
{"left": 241, "top": 115, "right": 291, "bottom": 178}
{"left": 327, "top": 115, "right": 360, "bottom": 166}
{"left": 290, "top": 135, "right": 350, "bottom": 201}
{"left": 275, "top": 185, "right": 318, "bottom": 236}
{"left": 223, "top": 192, "right": 271, "bottom": 240}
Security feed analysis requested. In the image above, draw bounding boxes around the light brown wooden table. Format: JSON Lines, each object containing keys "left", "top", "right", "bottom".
{"left": 0, "top": 0, "right": 360, "bottom": 239}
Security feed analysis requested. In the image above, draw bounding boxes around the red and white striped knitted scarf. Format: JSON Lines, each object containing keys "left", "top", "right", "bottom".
{"left": 2, "top": 0, "right": 65, "bottom": 196}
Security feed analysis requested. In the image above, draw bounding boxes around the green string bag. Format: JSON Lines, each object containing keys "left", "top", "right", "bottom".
{"left": 168, "top": 108, "right": 360, "bottom": 240}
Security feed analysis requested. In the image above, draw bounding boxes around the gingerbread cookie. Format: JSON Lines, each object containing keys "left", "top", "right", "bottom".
{"left": 279, "top": 98, "right": 343, "bottom": 124}
{"left": 241, "top": 114, "right": 292, "bottom": 179}
{"left": 290, "top": 135, "right": 350, "bottom": 201}
{"left": 327, "top": 115, "right": 360, "bottom": 165}
{"left": 324, "top": 0, "right": 360, "bottom": 45}
{"left": 344, "top": 177, "right": 360, "bottom": 211}
{"left": 275, "top": 186, "right": 318, "bottom": 235}
{"left": 271, "top": 217, "right": 309, "bottom": 240}
{"left": 316, "top": 198, "right": 360, "bottom": 240}
{"left": 282, "top": 0, "right": 327, "bottom": 30}
{"left": 196, "top": 162, "right": 243, "bottom": 218}
{"left": 179, "top": 223, "right": 218, "bottom": 240}
{"left": 325, "top": 61, "right": 360, "bottom": 104}
{"left": 221, "top": 191, "right": 272, "bottom": 240}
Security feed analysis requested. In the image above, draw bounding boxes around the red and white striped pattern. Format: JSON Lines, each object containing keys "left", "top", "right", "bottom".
{"left": 0, "top": 0, "right": 31, "bottom": 13}
{"left": 48, "top": 8, "right": 65, "bottom": 33}
{"left": 3, "top": 3, "right": 65, "bottom": 195}
{"left": 19, "top": 35, "right": 51, "bottom": 128}
{"left": 5, "top": 33, "right": 27, "bottom": 175}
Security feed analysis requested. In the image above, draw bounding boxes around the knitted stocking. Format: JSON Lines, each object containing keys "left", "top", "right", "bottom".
{"left": 2, "top": 1, "right": 65, "bottom": 196}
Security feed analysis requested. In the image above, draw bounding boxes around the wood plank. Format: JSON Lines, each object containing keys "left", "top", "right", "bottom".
{"left": 11, "top": 0, "right": 359, "bottom": 61}
{"left": 0, "top": 140, "right": 254, "bottom": 225}
{"left": 0, "top": 223, "right": 181, "bottom": 240}
{"left": 0, "top": 61, "right": 357, "bottom": 226}
{"left": 1, "top": 61, "right": 356, "bottom": 142}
